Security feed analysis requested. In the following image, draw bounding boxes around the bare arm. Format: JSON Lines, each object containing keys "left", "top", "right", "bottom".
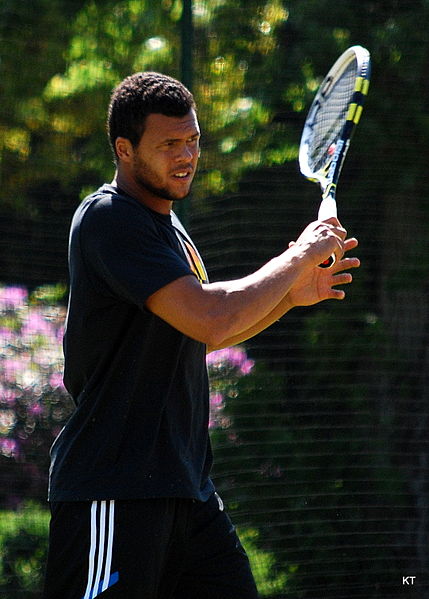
{"left": 145, "top": 218, "right": 348, "bottom": 349}
{"left": 207, "top": 238, "right": 360, "bottom": 352}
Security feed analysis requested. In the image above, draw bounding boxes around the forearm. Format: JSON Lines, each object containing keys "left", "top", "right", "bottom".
{"left": 207, "top": 293, "right": 294, "bottom": 352}
{"left": 201, "top": 246, "right": 313, "bottom": 347}
{"left": 208, "top": 238, "right": 361, "bottom": 352}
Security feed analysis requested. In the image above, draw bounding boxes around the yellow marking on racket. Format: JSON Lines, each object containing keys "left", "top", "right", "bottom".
{"left": 347, "top": 103, "right": 358, "bottom": 121}
{"left": 354, "top": 77, "right": 364, "bottom": 92}
{"left": 353, "top": 105, "right": 364, "bottom": 124}
{"left": 355, "top": 77, "right": 370, "bottom": 96}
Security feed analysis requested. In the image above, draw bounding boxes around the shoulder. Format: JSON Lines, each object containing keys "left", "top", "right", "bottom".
{"left": 74, "top": 185, "right": 158, "bottom": 233}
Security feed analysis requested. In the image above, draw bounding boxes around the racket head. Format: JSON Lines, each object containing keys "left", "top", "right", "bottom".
{"left": 299, "top": 45, "right": 371, "bottom": 195}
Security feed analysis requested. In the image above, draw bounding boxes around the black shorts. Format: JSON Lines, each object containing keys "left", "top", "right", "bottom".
{"left": 43, "top": 492, "right": 259, "bottom": 599}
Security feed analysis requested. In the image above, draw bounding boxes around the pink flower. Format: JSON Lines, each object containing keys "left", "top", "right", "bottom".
{"left": 56, "top": 325, "right": 65, "bottom": 342}
{"left": 0, "top": 286, "right": 28, "bottom": 310}
{"left": 239, "top": 358, "right": 254, "bottom": 375}
{"left": 21, "top": 309, "right": 55, "bottom": 339}
{"left": 29, "top": 403, "right": 43, "bottom": 416}
{"left": 49, "top": 372, "right": 65, "bottom": 389}
{"left": 0, "top": 385, "right": 18, "bottom": 404}
{"left": 2, "top": 358, "right": 25, "bottom": 383}
{"left": 207, "top": 346, "right": 254, "bottom": 375}
{"left": 0, "top": 437, "right": 19, "bottom": 458}
{"left": 210, "top": 392, "right": 223, "bottom": 409}
{"left": 0, "top": 327, "right": 15, "bottom": 343}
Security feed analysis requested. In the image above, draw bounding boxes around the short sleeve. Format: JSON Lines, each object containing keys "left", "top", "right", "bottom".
{"left": 77, "top": 195, "right": 194, "bottom": 307}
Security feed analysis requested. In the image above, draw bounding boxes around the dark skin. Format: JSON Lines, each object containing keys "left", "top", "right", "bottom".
{"left": 112, "top": 110, "right": 360, "bottom": 352}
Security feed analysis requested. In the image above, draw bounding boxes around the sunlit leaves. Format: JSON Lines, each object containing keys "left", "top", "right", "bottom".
{"left": 0, "top": 0, "right": 303, "bottom": 208}
{"left": 191, "top": 1, "right": 298, "bottom": 195}
{"left": 44, "top": 60, "right": 118, "bottom": 100}
{"left": 0, "top": 128, "right": 30, "bottom": 161}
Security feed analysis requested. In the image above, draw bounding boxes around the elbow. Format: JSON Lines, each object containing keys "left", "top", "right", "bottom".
{"left": 200, "top": 310, "right": 236, "bottom": 350}
{"left": 199, "top": 285, "right": 247, "bottom": 349}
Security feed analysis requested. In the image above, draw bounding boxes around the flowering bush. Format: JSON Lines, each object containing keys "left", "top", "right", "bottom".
{"left": 206, "top": 346, "right": 254, "bottom": 430}
{"left": 0, "top": 285, "right": 73, "bottom": 506}
{"left": 0, "top": 285, "right": 256, "bottom": 506}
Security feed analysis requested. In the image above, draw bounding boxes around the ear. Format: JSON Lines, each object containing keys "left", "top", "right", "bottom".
{"left": 115, "top": 137, "right": 134, "bottom": 163}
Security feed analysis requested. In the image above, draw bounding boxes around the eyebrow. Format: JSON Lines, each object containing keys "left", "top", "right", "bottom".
{"left": 161, "top": 132, "right": 200, "bottom": 144}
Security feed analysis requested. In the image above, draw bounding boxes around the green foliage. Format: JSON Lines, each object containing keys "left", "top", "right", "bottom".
{"left": 0, "top": 503, "right": 49, "bottom": 597}
{"left": 2, "top": 0, "right": 429, "bottom": 213}
{"left": 0, "top": 0, "right": 300, "bottom": 215}
{"left": 239, "top": 528, "right": 289, "bottom": 597}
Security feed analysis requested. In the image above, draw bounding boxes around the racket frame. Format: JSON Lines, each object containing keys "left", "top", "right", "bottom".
{"left": 299, "top": 45, "right": 371, "bottom": 221}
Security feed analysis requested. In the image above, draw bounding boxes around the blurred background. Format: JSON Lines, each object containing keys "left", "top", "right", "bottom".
{"left": 1, "top": 1, "right": 428, "bottom": 597}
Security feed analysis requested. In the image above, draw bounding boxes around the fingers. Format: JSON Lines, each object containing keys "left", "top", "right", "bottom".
{"left": 330, "top": 288, "right": 346, "bottom": 300}
{"left": 327, "top": 258, "right": 360, "bottom": 300}
{"left": 320, "top": 217, "right": 347, "bottom": 241}
{"left": 329, "top": 238, "right": 359, "bottom": 270}
{"left": 326, "top": 275, "right": 350, "bottom": 301}
{"left": 293, "top": 220, "right": 346, "bottom": 265}
{"left": 343, "top": 237, "right": 358, "bottom": 252}
{"left": 332, "top": 272, "right": 353, "bottom": 286}
{"left": 332, "top": 255, "right": 360, "bottom": 273}
{"left": 325, "top": 242, "right": 360, "bottom": 300}
{"left": 318, "top": 221, "right": 347, "bottom": 263}
{"left": 290, "top": 221, "right": 359, "bottom": 271}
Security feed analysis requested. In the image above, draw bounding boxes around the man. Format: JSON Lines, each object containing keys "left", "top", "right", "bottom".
{"left": 43, "top": 72, "right": 359, "bottom": 599}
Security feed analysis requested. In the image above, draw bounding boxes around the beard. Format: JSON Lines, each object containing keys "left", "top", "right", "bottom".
{"left": 132, "top": 154, "right": 192, "bottom": 202}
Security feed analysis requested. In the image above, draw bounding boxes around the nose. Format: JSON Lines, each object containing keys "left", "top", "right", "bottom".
{"left": 175, "top": 142, "right": 197, "bottom": 162}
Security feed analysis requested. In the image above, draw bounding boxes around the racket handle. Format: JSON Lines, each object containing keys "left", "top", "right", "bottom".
{"left": 318, "top": 193, "right": 337, "bottom": 268}
{"left": 318, "top": 194, "right": 337, "bottom": 220}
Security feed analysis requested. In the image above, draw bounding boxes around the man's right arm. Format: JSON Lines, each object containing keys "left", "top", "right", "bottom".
{"left": 145, "top": 218, "right": 347, "bottom": 349}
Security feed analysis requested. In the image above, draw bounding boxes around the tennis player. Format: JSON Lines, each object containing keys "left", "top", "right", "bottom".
{"left": 43, "top": 72, "right": 360, "bottom": 599}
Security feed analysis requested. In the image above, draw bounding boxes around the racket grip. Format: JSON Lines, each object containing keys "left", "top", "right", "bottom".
{"left": 318, "top": 195, "right": 337, "bottom": 220}
{"left": 318, "top": 194, "right": 337, "bottom": 267}
{"left": 319, "top": 254, "right": 335, "bottom": 268}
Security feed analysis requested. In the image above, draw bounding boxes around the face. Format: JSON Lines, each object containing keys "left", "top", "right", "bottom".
{"left": 130, "top": 109, "right": 200, "bottom": 204}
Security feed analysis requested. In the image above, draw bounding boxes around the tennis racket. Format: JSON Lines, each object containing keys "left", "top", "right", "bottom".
{"left": 299, "top": 45, "right": 371, "bottom": 267}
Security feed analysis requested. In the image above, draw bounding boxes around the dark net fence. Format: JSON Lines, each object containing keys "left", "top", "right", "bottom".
{"left": 1, "top": 1, "right": 428, "bottom": 597}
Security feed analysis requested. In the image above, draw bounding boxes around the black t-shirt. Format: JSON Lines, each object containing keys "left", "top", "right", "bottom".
{"left": 48, "top": 184, "right": 214, "bottom": 502}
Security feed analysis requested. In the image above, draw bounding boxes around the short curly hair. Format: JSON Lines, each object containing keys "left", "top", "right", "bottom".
{"left": 107, "top": 71, "right": 196, "bottom": 160}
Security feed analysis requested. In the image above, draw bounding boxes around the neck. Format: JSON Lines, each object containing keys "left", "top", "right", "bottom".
{"left": 112, "top": 170, "right": 173, "bottom": 215}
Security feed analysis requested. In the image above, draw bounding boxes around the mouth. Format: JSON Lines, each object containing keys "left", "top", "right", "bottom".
{"left": 171, "top": 168, "right": 193, "bottom": 181}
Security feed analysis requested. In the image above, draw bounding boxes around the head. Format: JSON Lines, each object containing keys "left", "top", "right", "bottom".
{"left": 108, "top": 71, "right": 196, "bottom": 163}
{"left": 108, "top": 72, "right": 200, "bottom": 208}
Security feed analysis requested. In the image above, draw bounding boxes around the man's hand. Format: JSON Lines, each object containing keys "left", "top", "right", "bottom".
{"left": 291, "top": 218, "right": 348, "bottom": 268}
{"left": 287, "top": 237, "right": 360, "bottom": 307}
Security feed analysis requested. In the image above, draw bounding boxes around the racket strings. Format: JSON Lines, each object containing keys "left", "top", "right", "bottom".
{"left": 308, "top": 61, "right": 357, "bottom": 172}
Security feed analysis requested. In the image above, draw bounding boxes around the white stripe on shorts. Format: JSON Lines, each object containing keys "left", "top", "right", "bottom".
{"left": 83, "top": 500, "right": 116, "bottom": 599}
